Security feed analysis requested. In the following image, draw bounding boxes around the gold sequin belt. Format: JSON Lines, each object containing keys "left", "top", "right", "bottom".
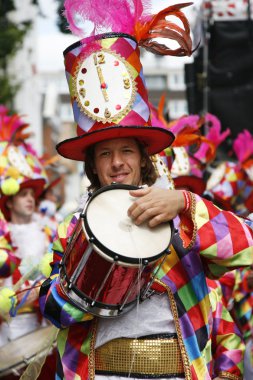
{"left": 95, "top": 333, "right": 184, "bottom": 378}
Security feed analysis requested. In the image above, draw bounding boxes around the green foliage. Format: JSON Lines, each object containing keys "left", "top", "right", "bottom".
{"left": 0, "top": 76, "right": 20, "bottom": 109}
{"left": 0, "top": 1, "right": 16, "bottom": 14}
{"left": 56, "top": 0, "right": 70, "bottom": 34}
{"left": 0, "top": 1, "right": 35, "bottom": 110}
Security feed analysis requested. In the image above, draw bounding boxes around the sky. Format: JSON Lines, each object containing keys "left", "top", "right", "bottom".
{"left": 37, "top": 0, "right": 194, "bottom": 71}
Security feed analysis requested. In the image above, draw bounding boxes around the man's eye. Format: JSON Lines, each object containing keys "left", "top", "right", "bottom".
{"left": 100, "top": 151, "right": 110, "bottom": 157}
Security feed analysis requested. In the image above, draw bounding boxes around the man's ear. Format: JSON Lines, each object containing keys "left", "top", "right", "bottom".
{"left": 141, "top": 157, "right": 146, "bottom": 168}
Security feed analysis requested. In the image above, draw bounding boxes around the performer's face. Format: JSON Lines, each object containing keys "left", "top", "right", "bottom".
{"left": 93, "top": 138, "right": 145, "bottom": 187}
{"left": 7, "top": 187, "right": 35, "bottom": 222}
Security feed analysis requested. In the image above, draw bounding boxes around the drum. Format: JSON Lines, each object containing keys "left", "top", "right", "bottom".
{"left": 0, "top": 325, "right": 56, "bottom": 378}
{"left": 60, "top": 184, "right": 173, "bottom": 317}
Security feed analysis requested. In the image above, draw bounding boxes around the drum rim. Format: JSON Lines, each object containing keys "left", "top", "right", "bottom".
{"left": 60, "top": 278, "right": 137, "bottom": 311}
{"left": 0, "top": 326, "right": 55, "bottom": 375}
{"left": 83, "top": 183, "right": 173, "bottom": 265}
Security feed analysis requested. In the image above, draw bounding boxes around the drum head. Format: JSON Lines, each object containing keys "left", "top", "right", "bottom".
{"left": 0, "top": 325, "right": 55, "bottom": 377}
{"left": 84, "top": 186, "right": 172, "bottom": 264}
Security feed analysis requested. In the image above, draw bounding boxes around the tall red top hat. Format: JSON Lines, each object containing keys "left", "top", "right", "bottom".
{"left": 56, "top": 0, "right": 193, "bottom": 161}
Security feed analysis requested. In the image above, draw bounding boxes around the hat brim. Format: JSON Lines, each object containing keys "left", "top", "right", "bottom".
{"left": 56, "top": 126, "right": 175, "bottom": 161}
{"left": 173, "top": 175, "right": 206, "bottom": 195}
{"left": 0, "top": 178, "right": 46, "bottom": 221}
{"left": 40, "top": 176, "right": 62, "bottom": 198}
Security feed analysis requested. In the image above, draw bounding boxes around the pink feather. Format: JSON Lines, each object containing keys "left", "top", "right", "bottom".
{"left": 205, "top": 113, "right": 230, "bottom": 147}
{"left": 233, "top": 129, "right": 253, "bottom": 163}
{"left": 64, "top": 0, "right": 152, "bottom": 37}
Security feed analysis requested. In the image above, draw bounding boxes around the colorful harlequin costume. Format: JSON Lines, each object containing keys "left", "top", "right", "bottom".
{"left": 40, "top": 196, "right": 253, "bottom": 380}
{"left": 206, "top": 130, "right": 253, "bottom": 216}
{"left": 149, "top": 98, "right": 209, "bottom": 195}
{"left": 39, "top": 1, "right": 253, "bottom": 380}
{"left": 0, "top": 107, "right": 56, "bottom": 349}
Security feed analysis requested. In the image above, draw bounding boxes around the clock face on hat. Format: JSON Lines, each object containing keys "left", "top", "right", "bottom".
{"left": 74, "top": 49, "right": 136, "bottom": 123}
{"left": 206, "top": 162, "right": 226, "bottom": 190}
{"left": 8, "top": 146, "right": 33, "bottom": 178}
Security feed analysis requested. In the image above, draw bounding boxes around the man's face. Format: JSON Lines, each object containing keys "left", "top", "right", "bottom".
{"left": 7, "top": 187, "right": 36, "bottom": 222}
{"left": 93, "top": 138, "right": 145, "bottom": 187}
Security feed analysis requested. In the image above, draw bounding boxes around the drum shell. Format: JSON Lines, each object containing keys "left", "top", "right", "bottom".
{"left": 59, "top": 184, "right": 173, "bottom": 317}
{"left": 60, "top": 224, "right": 159, "bottom": 309}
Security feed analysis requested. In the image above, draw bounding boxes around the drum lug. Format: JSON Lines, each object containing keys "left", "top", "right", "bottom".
{"left": 143, "top": 259, "right": 149, "bottom": 266}
{"left": 140, "top": 288, "right": 156, "bottom": 301}
{"left": 114, "top": 255, "right": 119, "bottom": 262}
{"left": 89, "top": 236, "right": 95, "bottom": 243}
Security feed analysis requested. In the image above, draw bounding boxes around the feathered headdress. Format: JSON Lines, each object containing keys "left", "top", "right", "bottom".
{"left": 192, "top": 113, "right": 230, "bottom": 164}
{"left": 56, "top": 1, "right": 194, "bottom": 161}
{"left": 64, "top": 0, "right": 193, "bottom": 56}
{"left": 0, "top": 106, "right": 48, "bottom": 220}
{"left": 0, "top": 105, "right": 32, "bottom": 145}
{"left": 233, "top": 129, "right": 253, "bottom": 181}
{"left": 233, "top": 129, "right": 253, "bottom": 164}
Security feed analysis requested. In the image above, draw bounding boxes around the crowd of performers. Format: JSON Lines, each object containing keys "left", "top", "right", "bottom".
{"left": 0, "top": 0, "right": 253, "bottom": 379}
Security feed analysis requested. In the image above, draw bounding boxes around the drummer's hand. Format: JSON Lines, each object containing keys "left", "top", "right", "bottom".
{"left": 17, "top": 287, "right": 39, "bottom": 306}
{"left": 128, "top": 187, "right": 185, "bottom": 227}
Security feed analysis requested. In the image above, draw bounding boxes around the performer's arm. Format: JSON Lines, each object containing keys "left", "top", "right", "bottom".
{"left": 0, "top": 216, "right": 20, "bottom": 278}
{"left": 208, "top": 281, "right": 245, "bottom": 380}
{"left": 39, "top": 213, "right": 94, "bottom": 328}
{"left": 128, "top": 188, "right": 253, "bottom": 276}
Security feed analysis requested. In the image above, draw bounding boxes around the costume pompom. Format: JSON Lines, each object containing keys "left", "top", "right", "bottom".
{"left": 39, "top": 252, "right": 53, "bottom": 278}
{"left": 1, "top": 178, "right": 20, "bottom": 195}
{"left": 0, "top": 287, "right": 17, "bottom": 316}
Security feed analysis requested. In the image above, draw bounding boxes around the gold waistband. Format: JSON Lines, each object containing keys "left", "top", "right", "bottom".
{"left": 95, "top": 335, "right": 184, "bottom": 378}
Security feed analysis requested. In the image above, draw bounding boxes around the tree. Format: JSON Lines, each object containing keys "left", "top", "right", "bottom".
{"left": 56, "top": 0, "right": 70, "bottom": 35}
{"left": 0, "top": 1, "right": 39, "bottom": 110}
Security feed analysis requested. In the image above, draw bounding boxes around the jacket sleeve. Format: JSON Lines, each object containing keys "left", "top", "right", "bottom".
{"left": 208, "top": 282, "right": 245, "bottom": 380}
{"left": 179, "top": 193, "right": 253, "bottom": 279}
{"left": 0, "top": 215, "right": 20, "bottom": 278}
{"left": 39, "top": 213, "right": 94, "bottom": 328}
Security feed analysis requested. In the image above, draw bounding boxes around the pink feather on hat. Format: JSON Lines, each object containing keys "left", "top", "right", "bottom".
{"left": 64, "top": 0, "right": 152, "bottom": 37}
{"left": 205, "top": 113, "right": 230, "bottom": 147}
{"left": 233, "top": 129, "right": 253, "bottom": 163}
{"left": 63, "top": 0, "right": 193, "bottom": 56}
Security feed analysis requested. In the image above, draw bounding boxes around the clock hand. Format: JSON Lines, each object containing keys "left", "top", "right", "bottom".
{"left": 94, "top": 53, "right": 109, "bottom": 102}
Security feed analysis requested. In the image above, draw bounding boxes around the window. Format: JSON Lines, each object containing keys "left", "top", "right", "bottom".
{"left": 145, "top": 75, "right": 167, "bottom": 90}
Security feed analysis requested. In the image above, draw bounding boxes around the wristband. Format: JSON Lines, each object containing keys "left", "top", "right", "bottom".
{"left": 181, "top": 190, "right": 191, "bottom": 213}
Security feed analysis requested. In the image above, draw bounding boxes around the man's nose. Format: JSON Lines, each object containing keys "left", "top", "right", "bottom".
{"left": 27, "top": 192, "right": 35, "bottom": 201}
{"left": 111, "top": 152, "right": 124, "bottom": 167}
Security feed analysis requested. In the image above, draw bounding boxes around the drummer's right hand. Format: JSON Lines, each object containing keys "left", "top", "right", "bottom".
{"left": 17, "top": 286, "right": 40, "bottom": 306}
{"left": 128, "top": 187, "right": 185, "bottom": 227}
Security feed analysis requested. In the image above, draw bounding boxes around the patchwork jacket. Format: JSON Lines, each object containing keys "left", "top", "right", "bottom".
{"left": 39, "top": 194, "right": 253, "bottom": 380}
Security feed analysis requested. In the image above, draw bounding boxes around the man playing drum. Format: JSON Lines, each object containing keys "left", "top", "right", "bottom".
{"left": 39, "top": 1, "right": 253, "bottom": 379}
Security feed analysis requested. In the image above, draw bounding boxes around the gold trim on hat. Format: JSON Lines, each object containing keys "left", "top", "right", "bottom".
{"left": 73, "top": 49, "right": 137, "bottom": 124}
